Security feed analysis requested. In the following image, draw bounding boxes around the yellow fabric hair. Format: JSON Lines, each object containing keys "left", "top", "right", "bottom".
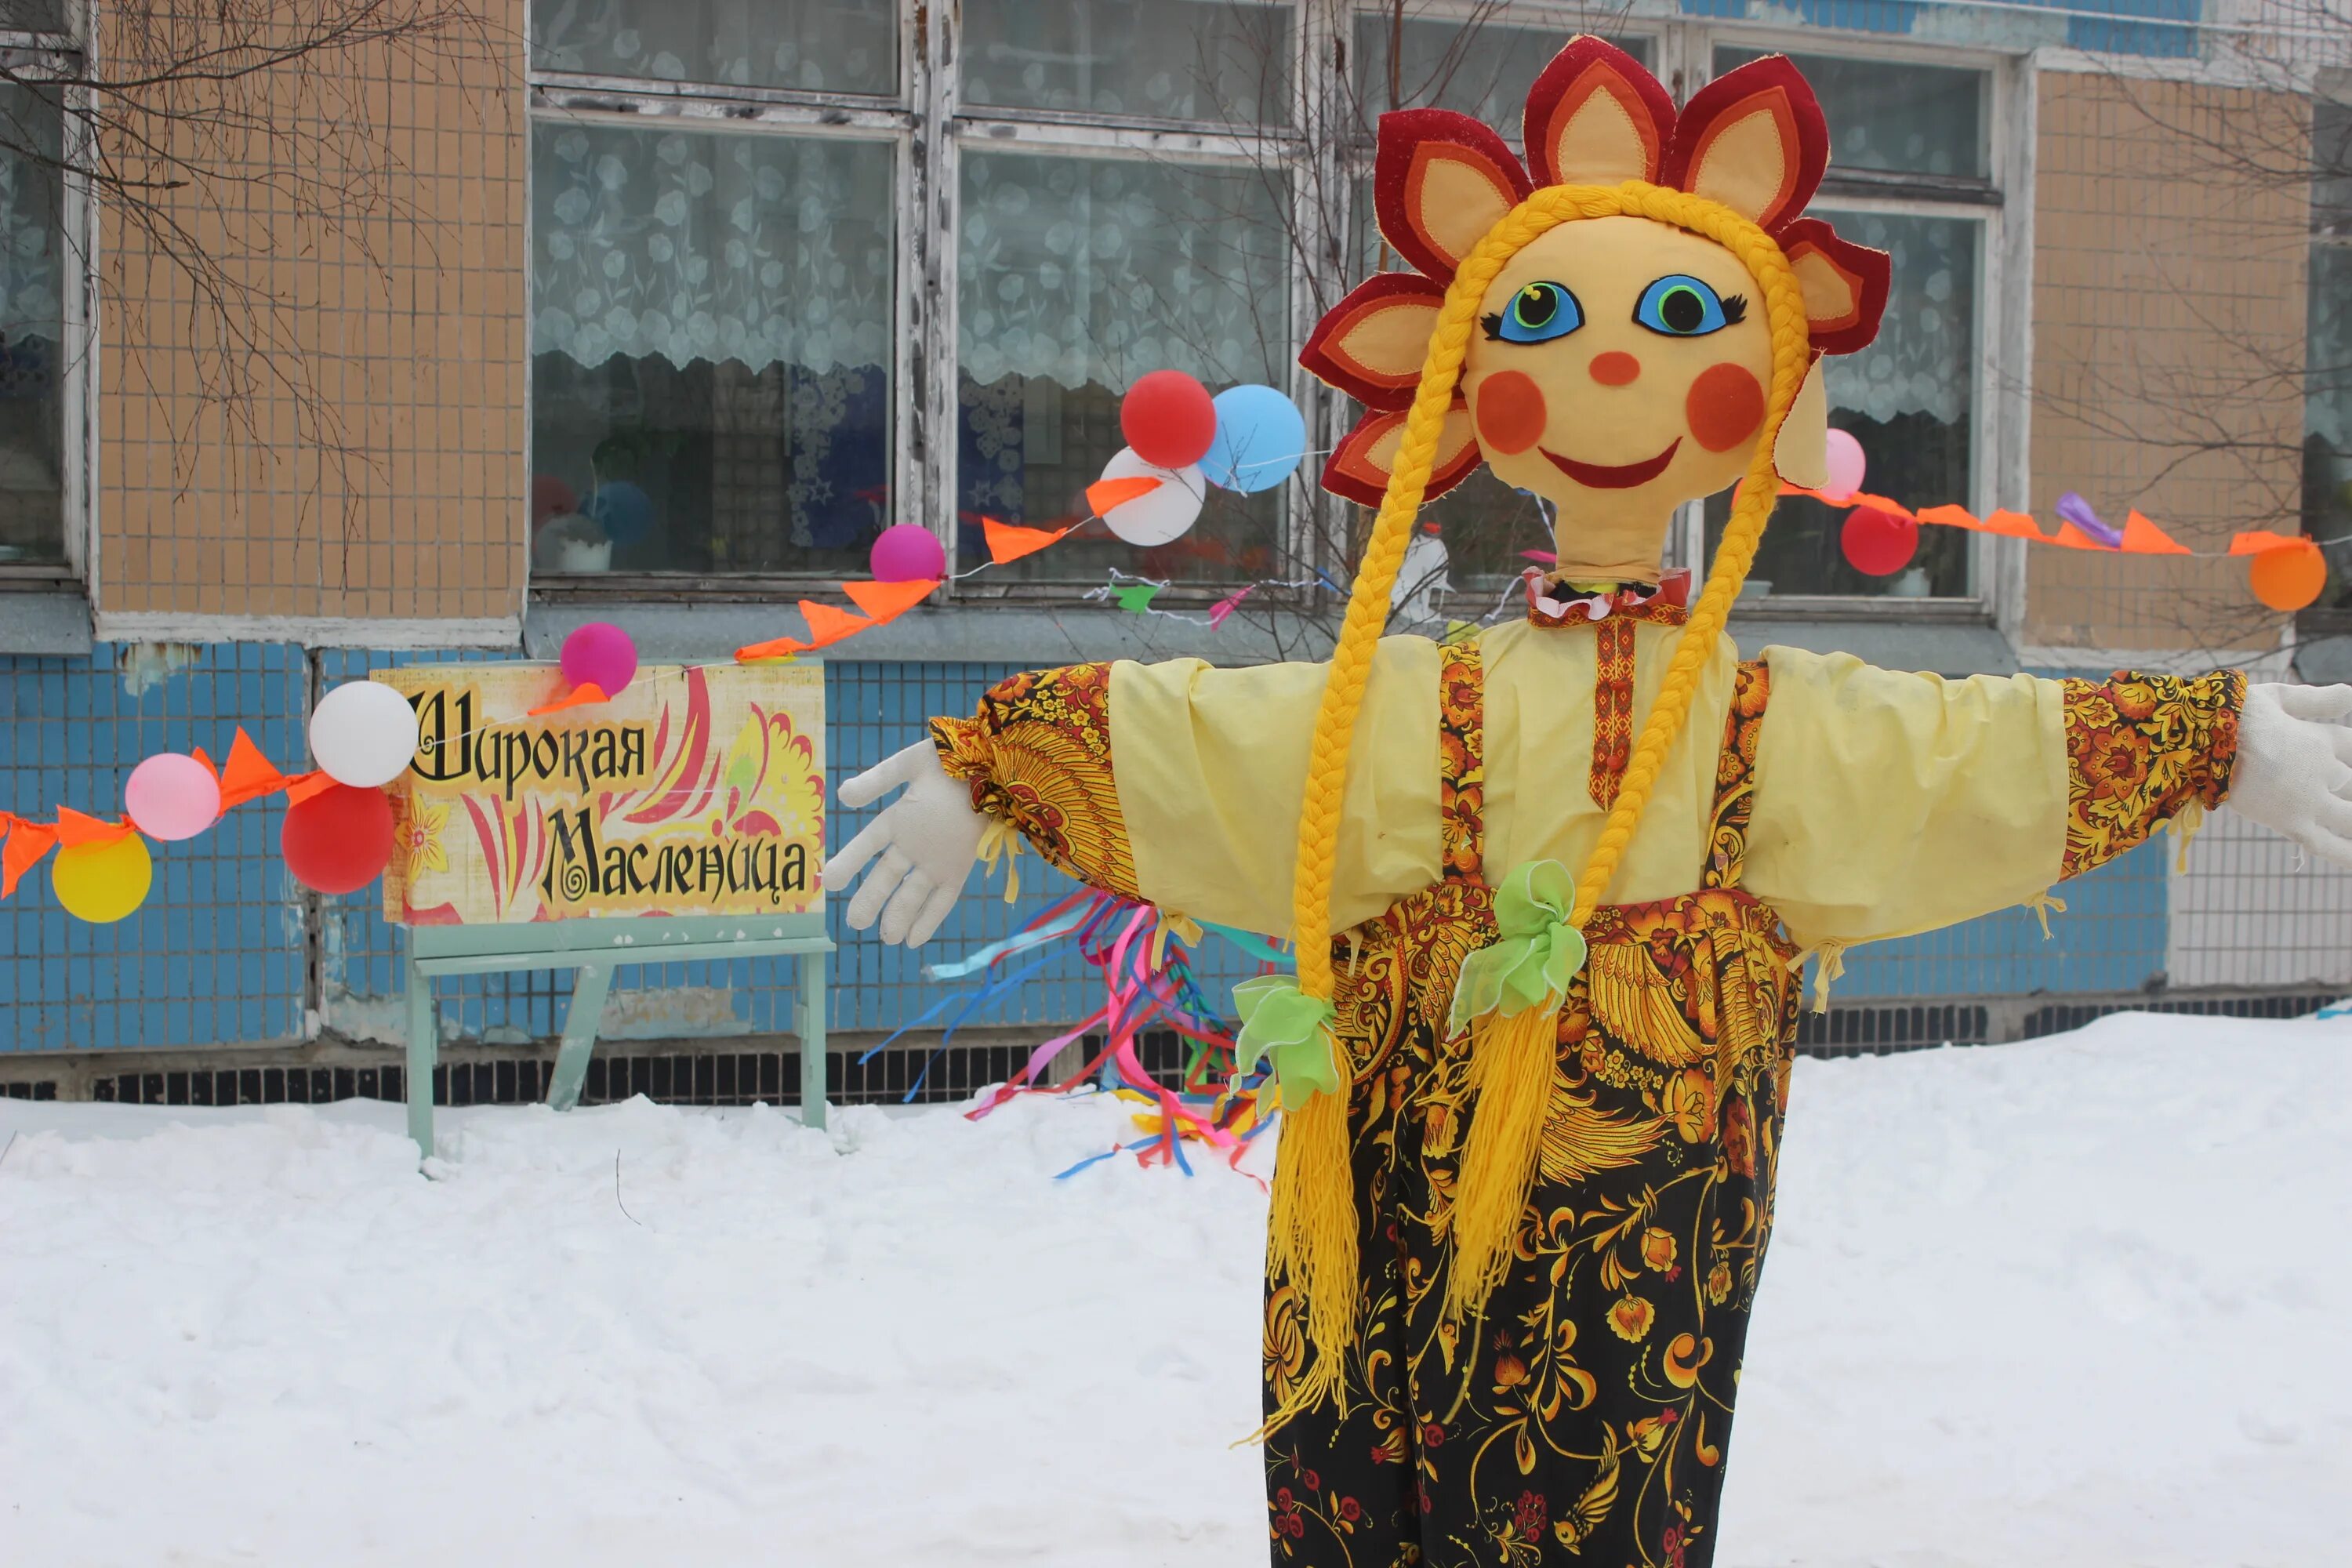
{"left": 1263, "top": 181, "right": 1813, "bottom": 1438}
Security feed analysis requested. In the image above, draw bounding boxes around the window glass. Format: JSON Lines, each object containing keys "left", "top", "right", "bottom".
{"left": 0, "top": 81, "right": 64, "bottom": 565}
{"left": 0, "top": 2, "right": 67, "bottom": 30}
{"left": 529, "top": 0, "right": 898, "bottom": 95}
{"left": 1707, "top": 209, "right": 1978, "bottom": 598}
{"left": 1715, "top": 48, "right": 1988, "bottom": 181}
{"left": 1351, "top": 17, "right": 1649, "bottom": 133}
{"left": 529, "top": 124, "right": 894, "bottom": 574}
{"left": 957, "top": 152, "right": 1288, "bottom": 582}
{"left": 962, "top": 1, "right": 1294, "bottom": 125}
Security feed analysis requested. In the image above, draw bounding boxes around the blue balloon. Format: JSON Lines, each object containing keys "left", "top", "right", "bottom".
{"left": 586, "top": 481, "right": 655, "bottom": 546}
{"left": 1201, "top": 384, "right": 1306, "bottom": 493}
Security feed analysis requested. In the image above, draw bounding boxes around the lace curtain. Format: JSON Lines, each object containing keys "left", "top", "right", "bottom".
{"left": 528, "top": 0, "right": 896, "bottom": 94}
{"left": 0, "top": 83, "right": 60, "bottom": 410}
{"left": 962, "top": 0, "right": 1292, "bottom": 123}
{"left": 958, "top": 151, "right": 1288, "bottom": 392}
{"left": 531, "top": 123, "right": 893, "bottom": 374}
{"left": 1820, "top": 209, "right": 1976, "bottom": 429}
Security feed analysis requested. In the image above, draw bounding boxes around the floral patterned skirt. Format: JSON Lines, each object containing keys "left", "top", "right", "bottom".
{"left": 1263, "top": 879, "right": 1800, "bottom": 1568}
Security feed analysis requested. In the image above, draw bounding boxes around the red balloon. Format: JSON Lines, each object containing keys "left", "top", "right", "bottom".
{"left": 1840, "top": 506, "right": 1918, "bottom": 577}
{"left": 281, "top": 783, "right": 394, "bottom": 895}
{"left": 531, "top": 474, "right": 579, "bottom": 529}
{"left": 1120, "top": 370, "right": 1217, "bottom": 470}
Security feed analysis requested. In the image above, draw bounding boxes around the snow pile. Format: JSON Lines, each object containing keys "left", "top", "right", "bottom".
{"left": 2, "top": 1012, "right": 2347, "bottom": 1566}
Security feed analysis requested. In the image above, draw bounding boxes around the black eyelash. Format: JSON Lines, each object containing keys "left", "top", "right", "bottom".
{"left": 1479, "top": 312, "right": 1504, "bottom": 340}
{"left": 1721, "top": 295, "right": 1749, "bottom": 325}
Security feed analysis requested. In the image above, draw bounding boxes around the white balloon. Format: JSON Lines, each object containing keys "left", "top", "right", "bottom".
{"left": 310, "top": 680, "right": 422, "bottom": 789}
{"left": 1098, "top": 448, "right": 1205, "bottom": 547}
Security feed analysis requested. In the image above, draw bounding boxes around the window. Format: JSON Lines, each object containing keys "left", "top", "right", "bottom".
{"left": 952, "top": 1, "right": 1298, "bottom": 587}
{"left": 527, "top": 3, "right": 899, "bottom": 577}
{"left": 956, "top": 153, "right": 1288, "bottom": 582}
{"left": 0, "top": 78, "right": 65, "bottom": 568}
{"left": 1703, "top": 45, "right": 1994, "bottom": 601}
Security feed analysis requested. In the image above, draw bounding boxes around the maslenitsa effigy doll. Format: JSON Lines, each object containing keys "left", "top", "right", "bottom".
{"left": 828, "top": 40, "right": 2352, "bottom": 1567}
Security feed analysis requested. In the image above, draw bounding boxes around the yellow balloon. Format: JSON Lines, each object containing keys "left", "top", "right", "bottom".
{"left": 53, "top": 836, "right": 153, "bottom": 924}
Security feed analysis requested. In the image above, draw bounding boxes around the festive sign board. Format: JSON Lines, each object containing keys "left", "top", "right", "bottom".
{"left": 379, "top": 662, "right": 824, "bottom": 927}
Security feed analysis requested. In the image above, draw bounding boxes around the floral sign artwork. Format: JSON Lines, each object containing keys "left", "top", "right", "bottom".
{"left": 379, "top": 662, "right": 824, "bottom": 927}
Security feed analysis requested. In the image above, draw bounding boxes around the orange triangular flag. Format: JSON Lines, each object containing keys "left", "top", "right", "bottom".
{"left": 2230, "top": 530, "right": 2310, "bottom": 556}
{"left": 2049, "top": 521, "right": 2109, "bottom": 550}
{"left": 735, "top": 636, "right": 807, "bottom": 663}
{"left": 190, "top": 746, "right": 219, "bottom": 782}
{"left": 2119, "top": 510, "right": 2191, "bottom": 555}
{"left": 219, "top": 728, "right": 289, "bottom": 808}
{"left": 55, "top": 806, "right": 136, "bottom": 848}
{"left": 842, "top": 578, "right": 937, "bottom": 626}
{"left": 282, "top": 771, "right": 340, "bottom": 807}
{"left": 984, "top": 516, "right": 1070, "bottom": 564}
{"left": 1914, "top": 503, "right": 1983, "bottom": 532}
{"left": 1975, "top": 509, "right": 2049, "bottom": 540}
{"left": 797, "top": 601, "right": 876, "bottom": 651}
{"left": 2, "top": 818, "right": 56, "bottom": 896}
{"left": 1085, "top": 475, "right": 1161, "bottom": 517}
{"left": 1846, "top": 491, "right": 1916, "bottom": 521}
{"left": 527, "top": 681, "right": 609, "bottom": 717}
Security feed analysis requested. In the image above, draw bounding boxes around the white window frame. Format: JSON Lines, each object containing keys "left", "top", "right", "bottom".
{"left": 520, "top": 0, "right": 2032, "bottom": 621}
{"left": 0, "top": 21, "right": 93, "bottom": 593}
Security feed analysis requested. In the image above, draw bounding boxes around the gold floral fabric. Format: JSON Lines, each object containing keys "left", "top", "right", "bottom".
{"left": 2060, "top": 670, "right": 2244, "bottom": 880}
{"left": 1266, "top": 646, "right": 1798, "bottom": 1567}
{"left": 928, "top": 662, "right": 1140, "bottom": 899}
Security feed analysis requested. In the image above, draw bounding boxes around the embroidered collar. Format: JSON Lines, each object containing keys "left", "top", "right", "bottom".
{"left": 1523, "top": 567, "right": 1692, "bottom": 628}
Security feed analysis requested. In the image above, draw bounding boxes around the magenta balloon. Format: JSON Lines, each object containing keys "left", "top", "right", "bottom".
{"left": 869, "top": 524, "right": 946, "bottom": 583}
{"left": 123, "top": 753, "right": 223, "bottom": 841}
{"left": 560, "top": 621, "right": 638, "bottom": 697}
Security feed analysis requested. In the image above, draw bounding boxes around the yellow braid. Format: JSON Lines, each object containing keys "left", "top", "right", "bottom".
{"left": 1263, "top": 180, "right": 1812, "bottom": 1434}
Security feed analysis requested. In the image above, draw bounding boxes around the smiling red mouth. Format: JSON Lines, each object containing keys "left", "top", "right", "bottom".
{"left": 1541, "top": 438, "right": 1682, "bottom": 490}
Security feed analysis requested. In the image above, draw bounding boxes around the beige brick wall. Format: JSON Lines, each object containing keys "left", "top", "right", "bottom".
{"left": 96, "top": 8, "right": 524, "bottom": 632}
{"left": 2027, "top": 71, "right": 2308, "bottom": 656}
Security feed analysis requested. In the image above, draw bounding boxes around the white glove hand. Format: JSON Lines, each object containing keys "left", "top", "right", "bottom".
{"left": 2224, "top": 682, "right": 2352, "bottom": 868}
{"left": 823, "top": 741, "right": 987, "bottom": 946}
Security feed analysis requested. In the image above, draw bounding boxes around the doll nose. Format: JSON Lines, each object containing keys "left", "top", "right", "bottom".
{"left": 1589, "top": 352, "right": 1641, "bottom": 386}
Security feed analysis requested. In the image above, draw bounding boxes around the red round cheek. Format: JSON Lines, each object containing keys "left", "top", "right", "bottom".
{"left": 1685, "top": 363, "right": 1766, "bottom": 454}
{"left": 1473, "top": 370, "right": 1547, "bottom": 456}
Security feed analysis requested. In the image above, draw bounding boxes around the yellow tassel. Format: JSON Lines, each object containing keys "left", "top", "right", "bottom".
{"left": 1247, "top": 1080, "right": 1357, "bottom": 1444}
{"left": 1805, "top": 941, "right": 1847, "bottom": 1013}
{"left": 2166, "top": 799, "right": 2207, "bottom": 873}
{"left": 1148, "top": 910, "right": 1203, "bottom": 973}
{"left": 2022, "top": 890, "right": 2067, "bottom": 939}
{"left": 1443, "top": 1001, "right": 1560, "bottom": 1323}
{"left": 975, "top": 818, "right": 1023, "bottom": 904}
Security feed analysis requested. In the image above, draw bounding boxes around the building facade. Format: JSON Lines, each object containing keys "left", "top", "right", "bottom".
{"left": 0, "top": 0, "right": 2347, "bottom": 1088}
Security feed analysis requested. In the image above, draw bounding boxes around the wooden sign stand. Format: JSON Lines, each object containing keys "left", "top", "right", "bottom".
{"left": 402, "top": 912, "right": 832, "bottom": 1157}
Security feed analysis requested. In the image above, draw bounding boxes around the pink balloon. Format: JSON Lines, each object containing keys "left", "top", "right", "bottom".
{"left": 869, "top": 524, "right": 946, "bottom": 583}
{"left": 1821, "top": 429, "right": 1867, "bottom": 502}
{"left": 124, "top": 752, "right": 222, "bottom": 841}
{"left": 561, "top": 622, "right": 638, "bottom": 697}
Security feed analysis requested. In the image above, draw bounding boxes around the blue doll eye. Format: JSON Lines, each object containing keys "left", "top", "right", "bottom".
{"left": 1483, "top": 281, "right": 1584, "bottom": 344}
{"left": 1635, "top": 274, "right": 1746, "bottom": 336}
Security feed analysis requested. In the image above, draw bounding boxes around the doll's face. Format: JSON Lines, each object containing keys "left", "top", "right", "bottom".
{"left": 1461, "top": 216, "right": 1773, "bottom": 582}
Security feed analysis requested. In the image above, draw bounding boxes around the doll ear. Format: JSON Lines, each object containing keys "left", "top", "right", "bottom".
{"left": 1522, "top": 37, "right": 1675, "bottom": 188}
{"left": 1772, "top": 355, "right": 1830, "bottom": 489}
{"left": 1374, "top": 109, "right": 1533, "bottom": 285}
{"left": 1299, "top": 273, "right": 1446, "bottom": 412}
{"left": 1777, "top": 218, "right": 1889, "bottom": 356}
{"left": 1661, "top": 56, "right": 1828, "bottom": 231}
{"left": 1323, "top": 399, "right": 1480, "bottom": 507}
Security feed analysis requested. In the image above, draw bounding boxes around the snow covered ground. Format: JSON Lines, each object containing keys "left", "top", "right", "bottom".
{"left": 2, "top": 1011, "right": 2346, "bottom": 1567}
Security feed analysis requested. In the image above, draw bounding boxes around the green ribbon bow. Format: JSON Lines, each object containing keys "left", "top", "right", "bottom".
{"left": 1447, "top": 859, "right": 1588, "bottom": 1032}
{"left": 1231, "top": 976, "right": 1342, "bottom": 1111}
